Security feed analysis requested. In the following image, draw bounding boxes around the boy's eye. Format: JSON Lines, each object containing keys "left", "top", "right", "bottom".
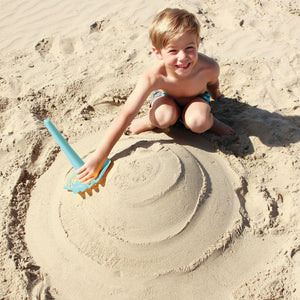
{"left": 168, "top": 49, "right": 177, "bottom": 53}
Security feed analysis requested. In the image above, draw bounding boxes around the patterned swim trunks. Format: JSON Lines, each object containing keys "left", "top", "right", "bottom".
{"left": 151, "top": 90, "right": 211, "bottom": 106}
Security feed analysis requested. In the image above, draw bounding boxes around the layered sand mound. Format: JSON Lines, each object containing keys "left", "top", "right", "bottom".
{"left": 26, "top": 130, "right": 244, "bottom": 298}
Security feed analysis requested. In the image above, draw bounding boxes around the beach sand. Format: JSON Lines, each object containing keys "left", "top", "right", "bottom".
{"left": 0, "top": 0, "right": 299, "bottom": 299}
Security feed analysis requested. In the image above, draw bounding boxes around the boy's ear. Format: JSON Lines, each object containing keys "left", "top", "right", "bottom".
{"left": 152, "top": 47, "right": 163, "bottom": 60}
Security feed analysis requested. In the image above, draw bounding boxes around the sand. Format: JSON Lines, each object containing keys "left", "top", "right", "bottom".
{"left": 0, "top": 0, "right": 299, "bottom": 299}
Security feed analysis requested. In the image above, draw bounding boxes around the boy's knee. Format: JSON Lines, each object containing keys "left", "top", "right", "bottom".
{"left": 185, "top": 114, "right": 213, "bottom": 133}
{"left": 151, "top": 106, "right": 179, "bottom": 128}
{"left": 155, "top": 110, "right": 178, "bottom": 128}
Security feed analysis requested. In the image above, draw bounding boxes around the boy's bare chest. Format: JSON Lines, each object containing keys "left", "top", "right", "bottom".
{"left": 163, "top": 76, "right": 207, "bottom": 105}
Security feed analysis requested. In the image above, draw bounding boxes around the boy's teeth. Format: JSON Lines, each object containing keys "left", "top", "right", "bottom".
{"left": 177, "top": 63, "right": 189, "bottom": 68}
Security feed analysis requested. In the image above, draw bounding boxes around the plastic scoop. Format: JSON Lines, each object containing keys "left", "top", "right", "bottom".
{"left": 44, "top": 119, "right": 111, "bottom": 194}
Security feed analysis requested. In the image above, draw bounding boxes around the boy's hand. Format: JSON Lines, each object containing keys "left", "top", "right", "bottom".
{"left": 213, "top": 89, "right": 223, "bottom": 100}
{"left": 77, "top": 154, "right": 105, "bottom": 184}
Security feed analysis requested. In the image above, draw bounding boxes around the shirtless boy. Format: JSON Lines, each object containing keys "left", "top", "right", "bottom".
{"left": 78, "top": 8, "right": 234, "bottom": 184}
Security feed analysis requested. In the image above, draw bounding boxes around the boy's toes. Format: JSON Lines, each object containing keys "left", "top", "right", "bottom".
{"left": 124, "top": 127, "right": 132, "bottom": 135}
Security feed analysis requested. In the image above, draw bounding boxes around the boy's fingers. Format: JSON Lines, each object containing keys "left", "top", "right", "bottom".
{"left": 81, "top": 176, "right": 93, "bottom": 184}
{"left": 77, "top": 171, "right": 95, "bottom": 184}
{"left": 77, "top": 169, "right": 89, "bottom": 179}
{"left": 77, "top": 170, "right": 84, "bottom": 178}
{"left": 78, "top": 176, "right": 89, "bottom": 184}
{"left": 77, "top": 173, "right": 84, "bottom": 179}
{"left": 76, "top": 166, "right": 85, "bottom": 174}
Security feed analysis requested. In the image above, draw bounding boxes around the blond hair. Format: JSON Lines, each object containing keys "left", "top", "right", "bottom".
{"left": 149, "top": 8, "right": 200, "bottom": 51}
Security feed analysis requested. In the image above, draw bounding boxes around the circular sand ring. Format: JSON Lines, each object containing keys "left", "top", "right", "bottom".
{"left": 26, "top": 130, "right": 242, "bottom": 294}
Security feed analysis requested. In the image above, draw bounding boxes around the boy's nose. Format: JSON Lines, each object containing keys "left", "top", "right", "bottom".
{"left": 178, "top": 50, "right": 187, "bottom": 60}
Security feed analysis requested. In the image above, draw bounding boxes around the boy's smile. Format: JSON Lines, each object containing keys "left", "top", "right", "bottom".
{"left": 176, "top": 62, "right": 191, "bottom": 70}
{"left": 155, "top": 32, "right": 200, "bottom": 78}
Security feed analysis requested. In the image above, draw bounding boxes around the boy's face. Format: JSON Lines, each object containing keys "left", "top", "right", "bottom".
{"left": 153, "top": 32, "right": 200, "bottom": 77}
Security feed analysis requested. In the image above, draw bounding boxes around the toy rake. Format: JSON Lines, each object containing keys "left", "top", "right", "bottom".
{"left": 44, "top": 119, "right": 111, "bottom": 194}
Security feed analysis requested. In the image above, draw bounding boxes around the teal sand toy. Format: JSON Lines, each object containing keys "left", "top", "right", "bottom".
{"left": 44, "top": 119, "right": 111, "bottom": 194}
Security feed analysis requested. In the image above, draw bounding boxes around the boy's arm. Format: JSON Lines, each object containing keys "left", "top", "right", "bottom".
{"left": 77, "top": 71, "right": 154, "bottom": 183}
{"left": 207, "top": 79, "right": 222, "bottom": 100}
{"left": 206, "top": 60, "right": 222, "bottom": 100}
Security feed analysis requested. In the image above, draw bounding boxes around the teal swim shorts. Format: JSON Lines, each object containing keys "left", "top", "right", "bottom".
{"left": 151, "top": 90, "right": 211, "bottom": 106}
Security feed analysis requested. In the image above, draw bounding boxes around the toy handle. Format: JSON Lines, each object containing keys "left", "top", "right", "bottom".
{"left": 44, "top": 119, "right": 84, "bottom": 170}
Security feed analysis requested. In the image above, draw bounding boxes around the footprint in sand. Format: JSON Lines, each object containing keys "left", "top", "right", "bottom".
{"left": 35, "top": 38, "right": 53, "bottom": 58}
{"left": 90, "top": 20, "right": 104, "bottom": 33}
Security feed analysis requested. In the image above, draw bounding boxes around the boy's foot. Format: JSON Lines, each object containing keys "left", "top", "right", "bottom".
{"left": 210, "top": 117, "right": 235, "bottom": 136}
{"left": 126, "top": 116, "right": 155, "bottom": 135}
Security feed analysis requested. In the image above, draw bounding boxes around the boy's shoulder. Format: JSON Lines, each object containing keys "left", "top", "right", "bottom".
{"left": 145, "top": 60, "right": 165, "bottom": 75}
{"left": 198, "top": 53, "right": 219, "bottom": 68}
{"left": 142, "top": 61, "right": 166, "bottom": 85}
{"left": 197, "top": 53, "right": 220, "bottom": 81}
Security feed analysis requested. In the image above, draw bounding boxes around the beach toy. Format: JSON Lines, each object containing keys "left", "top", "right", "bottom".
{"left": 44, "top": 119, "right": 111, "bottom": 194}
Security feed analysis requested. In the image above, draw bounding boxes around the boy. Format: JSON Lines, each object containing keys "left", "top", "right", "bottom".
{"left": 78, "top": 8, "right": 234, "bottom": 184}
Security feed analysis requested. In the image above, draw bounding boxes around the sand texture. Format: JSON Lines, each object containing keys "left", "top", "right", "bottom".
{"left": 0, "top": 0, "right": 299, "bottom": 299}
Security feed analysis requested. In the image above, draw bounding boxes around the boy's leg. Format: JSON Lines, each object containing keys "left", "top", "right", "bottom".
{"left": 183, "top": 98, "right": 235, "bottom": 135}
{"left": 210, "top": 117, "right": 235, "bottom": 135}
{"left": 128, "top": 95, "right": 180, "bottom": 134}
{"left": 182, "top": 99, "right": 213, "bottom": 133}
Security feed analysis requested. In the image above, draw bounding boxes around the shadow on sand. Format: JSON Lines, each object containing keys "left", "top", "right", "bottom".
{"left": 172, "top": 96, "right": 300, "bottom": 157}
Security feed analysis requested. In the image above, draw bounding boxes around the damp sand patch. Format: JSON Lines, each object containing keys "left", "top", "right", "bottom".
{"left": 26, "top": 128, "right": 245, "bottom": 298}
